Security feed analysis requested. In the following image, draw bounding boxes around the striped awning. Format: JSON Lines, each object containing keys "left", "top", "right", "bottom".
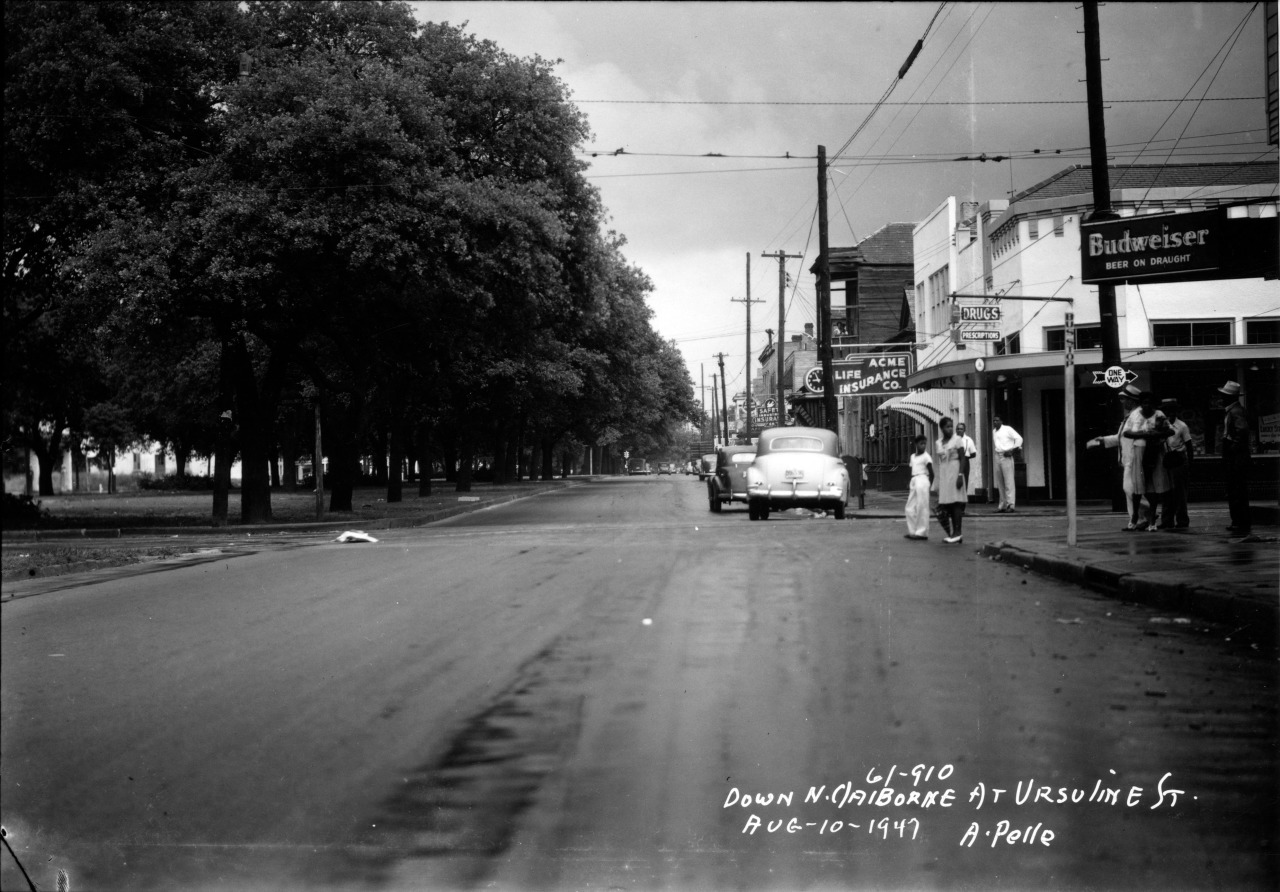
{"left": 877, "top": 389, "right": 965, "bottom": 428}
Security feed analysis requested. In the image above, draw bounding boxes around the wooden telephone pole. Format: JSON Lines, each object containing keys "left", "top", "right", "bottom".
{"left": 731, "top": 253, "right": 764, "bottom": 440}
{"left": 762, "top": 249, "right": 803, "bottom": 427}
{"left": 716, "top": 352, "right": 730, "bottom": 444}
{"left": 816, "top": 145, "right": 838, "bottom": 435}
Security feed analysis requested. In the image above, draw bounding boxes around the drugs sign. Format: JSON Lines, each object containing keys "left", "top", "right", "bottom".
{"left": 832, "top": 354, "right": 915, "bottom": 397}
{"left": 960, "top": 306, "right": 1001, "bottom": 322}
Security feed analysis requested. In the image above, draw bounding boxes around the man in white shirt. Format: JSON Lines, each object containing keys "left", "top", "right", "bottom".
{"left": 991, "top": 415, "right": 1024, "bottom": 512}
{"left": 956, "top": 422, "right": 978, "bottom": 459}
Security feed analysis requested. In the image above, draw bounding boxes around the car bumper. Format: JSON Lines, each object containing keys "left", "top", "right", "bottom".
{"left": 747, "top": 483, "right": 846, "bottom": 502}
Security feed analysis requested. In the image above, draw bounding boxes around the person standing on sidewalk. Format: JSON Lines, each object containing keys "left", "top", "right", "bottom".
{"left": 1088, "top": 383, "right": 1145, "bottom": 530}
{"left": 935, "top": 417, "right": 970, "bottom": 545}
{"left": 904, "top": 435, "right": 933, "bottom": 540}
{"left": 1159, "top": 399, "right": 1193, "bottom": 530}
{"left": 991, "top": 415, "right": 1023, "bottom": 512}
{"left": 1218, "top": 380, "right": 1252, "bottom": 535}
{"left": 1122, "top": 391, "right": 1171, "bottom": 530}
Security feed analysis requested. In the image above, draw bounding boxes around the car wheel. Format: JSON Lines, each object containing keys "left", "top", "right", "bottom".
{"left": 760, "top": 504, "right": 770, "bottom": 520}
{"left": 833, "top": 501, "right": 845, "bottom": 520}
{"left": 709, "top": 492, "right": 722, "bottom": 513}
{"left": 748, "top": 500, "right": 759, "bottom": 521}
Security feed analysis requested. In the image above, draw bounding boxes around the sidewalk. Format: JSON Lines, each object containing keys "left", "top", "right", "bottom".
{"left": 850, "top": 488, "right": 1277, "bottom": 645}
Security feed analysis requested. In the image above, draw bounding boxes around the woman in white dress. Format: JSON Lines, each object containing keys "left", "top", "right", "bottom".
{"left": 904, "top": 435, "right": 933, "bottom": 539}
{"left": 934, "top": 417, "right": 970, "bottom": 544}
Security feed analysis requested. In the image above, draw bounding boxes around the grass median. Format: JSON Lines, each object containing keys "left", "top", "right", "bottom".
{"left": 3, "top": 479, "right": 577, "bottom": 579}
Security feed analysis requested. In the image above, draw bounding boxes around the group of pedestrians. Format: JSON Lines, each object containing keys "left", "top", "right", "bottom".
{"left": 902, "top": 377, "right": 1252, "bottom": 540}
{"left": 903, "top": 415, "right": 985, "bottom": 545}
{"left": 1087, "top": 379, "right": 1250, "bottom": 535}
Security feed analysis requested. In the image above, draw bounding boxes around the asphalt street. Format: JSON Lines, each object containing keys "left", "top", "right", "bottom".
{"left": 2, "top": 475, "right": 1276, "bottom": 892}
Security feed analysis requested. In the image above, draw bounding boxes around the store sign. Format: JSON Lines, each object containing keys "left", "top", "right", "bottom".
{"left": 1080, "top": 208, "right": 1221, "bottom": 284}
{"left": 962, "top": 329, "right": 1002, "bottom": 341}
{"left": 960, "top": 306, "right": 1001, "bottom": 322}
{"left": 754, "top": 398, "right": 779, "bottom": 427}
{"left": 831, "top": 354, "right": 915, "bottom": 397}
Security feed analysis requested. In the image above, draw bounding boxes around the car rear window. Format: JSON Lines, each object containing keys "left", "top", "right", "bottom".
{"left": 730, "top": 453, "right": 756, "bottom": 464}
{"left": 768, "top": 436, "right": 825, "bottom": 452}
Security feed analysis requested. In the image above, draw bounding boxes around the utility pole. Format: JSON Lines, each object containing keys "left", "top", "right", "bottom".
{"left": 762, "top": 249, "right": 803, "bottom": 428}
{"left": 816, "top": 145, "right": 838, "bottom": 436}
{"left": 700, "top": 363, "right": 707, "bottom": 436}
{"left": 732, "top": 253, "right": 764, "bottom": 442}
{"left": 710, "top": 373, "right": 720, "bottom": 446}
{"left": 716, "top": 352, "right": 730, "bottom": 444}
{"left": 1083, "top": 1, "right": 1127, "bottom": 514}
{"left": 1083, "top": 0, "right": 1120, "bottom": 368}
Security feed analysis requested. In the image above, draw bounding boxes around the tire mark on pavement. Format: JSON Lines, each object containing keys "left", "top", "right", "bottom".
{"left": 331, "top": 635, "right": 593, "bottom": 890}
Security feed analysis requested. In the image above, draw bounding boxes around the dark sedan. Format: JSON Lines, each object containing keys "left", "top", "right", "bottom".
{"left": 707, "top": 446, "right": 757, "bottom": 513}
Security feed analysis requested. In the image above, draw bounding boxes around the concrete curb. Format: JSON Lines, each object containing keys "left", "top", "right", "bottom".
{"left": 3, "top": 483, "right": 575, "bottom": 542}
{"left": 980, "top": 540, "right": 1278, "bottom": 646}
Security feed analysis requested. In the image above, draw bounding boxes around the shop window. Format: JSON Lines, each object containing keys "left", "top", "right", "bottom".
{"left": 1245, "top": 318, "right": 1280, "bottom": 344}
{"left": 1151, "top": 320, "right": 1232, "bottom": 347}
{"left": 1045, "top": 325, "right": 1101, "bottom": 351}
{"left": 995, "top": 331, "right": 1021, "bottom": 355}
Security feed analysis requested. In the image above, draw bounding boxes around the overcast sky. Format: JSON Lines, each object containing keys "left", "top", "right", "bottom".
{"left": 409, "top": 1, "right": 1272, "bottom": 403}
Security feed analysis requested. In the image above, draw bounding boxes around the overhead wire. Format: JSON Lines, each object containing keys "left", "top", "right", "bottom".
{"left": 1132, "top": 2, "right": 1261, "bottom": 207}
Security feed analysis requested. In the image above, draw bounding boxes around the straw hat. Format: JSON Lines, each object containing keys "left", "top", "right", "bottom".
{"left": 1218, "top": 380, "right": 1242, "bottom": 397}
{"left": 1119, "top": 383, "right": 1142, "bottom": 400}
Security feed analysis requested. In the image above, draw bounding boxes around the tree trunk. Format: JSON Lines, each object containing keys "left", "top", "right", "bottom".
{"left": 231, "top": 337, "right": 272, "bottom": 524}
{"left": 541, "top": 436, "right": 555, "bottom": 481}
{"left": 442, "top": 430, "right": 457, "bottom": 482}
{"left": 416, "top": 421, "right": 433, "bottom": 496}
{"left": 328, "top": 436, "right": 358, "bottom": 512}
{"left": 30, "top": 422, "right": 63, "bottom": 497}
{"left": 491, "top": 422, "right": 509, "bottom": 485}
{"left": 455, "top": 427, "right": 474, "bottom": 492}
{"left": 529, "top": 439, "right": 542, "bottom": 482}
{"left": 239, "top": 424, "right": 273, "bottom": 524}
{"left": 173, "top": 441, "right": 189, "bottom": 482}
{"left": 387, "top": 425, "right": 404, "bottom": 503}
{"left": 373, "top": 428, "right": 388, "bottom": 486}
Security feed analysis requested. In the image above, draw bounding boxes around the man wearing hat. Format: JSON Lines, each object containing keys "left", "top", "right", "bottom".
{"left": 1087, "top": 383, "right": 1147, "bottom": 530}
{"left": 1219, "top": 380, "right": 1251, "bottom": 534}
{"left": 1159, "top": 398, "right": 1194, "bottom": 530}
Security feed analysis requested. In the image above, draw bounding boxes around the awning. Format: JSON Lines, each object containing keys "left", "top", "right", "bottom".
{"left": 877, "top": 389, "right": 966, "bottom": 428}
{"left": 907, "top": 343, "right": 1279, "bottom": 391}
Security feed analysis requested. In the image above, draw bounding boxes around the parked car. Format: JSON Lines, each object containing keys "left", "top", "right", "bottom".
{"left": 707, "top": 446, "right": 757, "bottom": 512}
{"left": 697, "top": 453, "right": 717, "bottom": 481}
{"left": 657, "top": 461, "right": 673, "bottom": 475}
{"left": 744, "top": 426, "right": 849, "bottom": 520}
{"left": 627, "top": 458, "right": 650, "bottom": 475}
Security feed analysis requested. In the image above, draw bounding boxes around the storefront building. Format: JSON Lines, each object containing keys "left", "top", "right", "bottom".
{"left": 901, "top": 162, "right": 1278, "bottom": 503}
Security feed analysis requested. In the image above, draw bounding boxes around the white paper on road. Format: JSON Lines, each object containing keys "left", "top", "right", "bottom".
{"left": 334, "top": 531, "right": 378, "bottom": 543}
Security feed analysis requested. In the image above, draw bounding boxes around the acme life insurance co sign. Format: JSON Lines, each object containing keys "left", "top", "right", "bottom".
{"left": 831, "top": 353, "right": 915, "bottom": 397}
{"left": 1080, "top": 208, "right": 1220, "bottom": 284}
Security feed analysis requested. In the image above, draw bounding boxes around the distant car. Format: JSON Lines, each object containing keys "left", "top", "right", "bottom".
{"left": 657, "top": 461, "right": 673, "bottom": 475}
{"left": 707, "top": 446, "right": 757, "bottom": 512}
{"left": 744, "top": 426, "right": 849, "bottom": 521}
{"left": 697, "top": 453, "right": 717, "bottom": 481}
{"left": 627, "top": 458, "right": 650, "bottom": 475}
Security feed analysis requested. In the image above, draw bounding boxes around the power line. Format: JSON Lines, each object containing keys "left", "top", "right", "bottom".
{"left": 571, "top": 96, "right": 1262, "bottom": 107}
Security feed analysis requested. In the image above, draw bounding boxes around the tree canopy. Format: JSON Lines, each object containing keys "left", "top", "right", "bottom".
{"left": 4, "top": 0, "right": 698, "bottom": 518}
